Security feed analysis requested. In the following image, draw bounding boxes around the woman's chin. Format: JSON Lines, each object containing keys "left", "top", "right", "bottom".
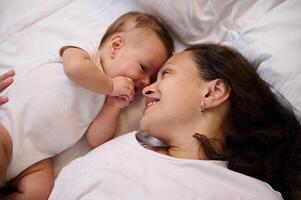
{"left": 139, "top": 117, "right": 148, "bottom": 131}
{"left": 140, "top": 115, "right": 155, "bottom": 132}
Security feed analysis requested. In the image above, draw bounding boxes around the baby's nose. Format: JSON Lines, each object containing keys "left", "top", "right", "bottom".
{"left": 135, "top": 77, "right": 150, "bottom": 93}
{"left": 140, "top": 76, "right": 150, "bottom": 87}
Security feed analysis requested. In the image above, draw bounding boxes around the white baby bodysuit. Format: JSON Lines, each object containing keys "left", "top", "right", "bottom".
{"left": 0, "top": 39, "right": 105, "bottom": 181}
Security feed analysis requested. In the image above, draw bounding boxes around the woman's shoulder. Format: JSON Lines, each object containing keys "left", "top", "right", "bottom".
{"left": 219, "top": 167, "right": 283, "bottom": 199}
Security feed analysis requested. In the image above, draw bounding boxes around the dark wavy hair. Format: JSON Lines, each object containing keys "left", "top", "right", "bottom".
{"left": 186, "top": 44, "right": 301, "bottom": 200}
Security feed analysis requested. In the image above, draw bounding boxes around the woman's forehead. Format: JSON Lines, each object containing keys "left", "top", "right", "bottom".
{"left": 160, "top": 51, "right": 196, "bottom": 71}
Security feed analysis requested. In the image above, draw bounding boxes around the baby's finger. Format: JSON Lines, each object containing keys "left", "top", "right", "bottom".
{"left": 128, "top": 88, "right": 135, "bottom": 101}
{"left": 126, "top": 77, "right": 135, "bottom": 88}
{"left": 125, "top": 86, "right": 135, "bottom": 101}
{"left": 0, "top": 77, "right": 14, "bottom": 91}
{"left": 0, "top": 96, "right": 8, "bottom": 105}
{"left": 0, "top": 69, "right": 15, "bottom": 81}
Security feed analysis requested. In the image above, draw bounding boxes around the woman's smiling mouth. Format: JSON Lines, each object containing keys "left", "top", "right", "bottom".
{"left": 144, "top": 98, "right": 159, "bottom": 113}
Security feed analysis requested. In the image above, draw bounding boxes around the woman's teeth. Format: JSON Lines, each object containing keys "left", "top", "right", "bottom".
{"left": 147, "top": 101, "right": 157, "bottom": 107}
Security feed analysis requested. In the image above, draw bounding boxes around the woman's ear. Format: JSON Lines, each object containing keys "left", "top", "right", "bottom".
{"left": 109, "top": 33, "right": 125, "bottom": 59}
{"left": 202, "top": 79, "right": 231, "bottom": 109}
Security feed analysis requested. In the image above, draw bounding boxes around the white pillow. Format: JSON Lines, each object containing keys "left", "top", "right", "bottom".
{"left": 232, "top": 0, "right": 301, "bottom": 119}
{"left": 136, "top": 0, "right": 277, "bottom": 46}
{"left": 136, "top": 0, "right": 301, "bottom": 119}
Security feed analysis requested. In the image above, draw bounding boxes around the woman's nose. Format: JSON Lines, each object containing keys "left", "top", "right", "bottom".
{"left": 142, "top": 84, "right": 155, "bottom": 96}
{"left": 144, "top": 90, "right": 153, "bottom": 95}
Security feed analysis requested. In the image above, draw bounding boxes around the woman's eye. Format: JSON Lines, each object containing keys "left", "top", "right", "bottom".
{"left": 140, "top": 65, "right": 148, "bottom": 72}
{"left": 161, "top": 69, "right": 169, "bottom": 77}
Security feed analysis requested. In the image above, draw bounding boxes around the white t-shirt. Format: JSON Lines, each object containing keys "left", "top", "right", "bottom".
{"left": 50, "top": 131, "right": 282, "bottom": 200}
{"left": 0, "top": 40, "right": 105, "bottom": 181}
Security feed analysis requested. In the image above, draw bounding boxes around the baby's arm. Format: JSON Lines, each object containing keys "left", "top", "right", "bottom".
{"left": 61, "top": 47, "right": 114, "bottom": 95}
{"left": 85, "top": 96, "right": 131, "bottom": 148}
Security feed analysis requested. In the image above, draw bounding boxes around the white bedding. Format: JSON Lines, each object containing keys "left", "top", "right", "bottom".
{"left": 1, "top": 0, "right": 301, "bottom": 181}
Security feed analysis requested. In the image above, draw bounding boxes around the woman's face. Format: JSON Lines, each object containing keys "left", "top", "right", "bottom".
{"left": 140, "top": 51, "right": 207, "bottom": 141}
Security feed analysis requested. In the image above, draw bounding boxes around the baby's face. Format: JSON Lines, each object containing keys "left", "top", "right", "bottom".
{"left": 105, "top": 32, "right": 169, "bottom": 93}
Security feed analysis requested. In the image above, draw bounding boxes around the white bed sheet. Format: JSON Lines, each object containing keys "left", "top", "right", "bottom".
{"left": 1, "top": 0, "right": 300, "bottom": 178}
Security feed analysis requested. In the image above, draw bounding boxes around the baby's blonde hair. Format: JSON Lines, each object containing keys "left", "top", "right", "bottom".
{"left": 99, "top": 11, "right": 174, "bottom": 57}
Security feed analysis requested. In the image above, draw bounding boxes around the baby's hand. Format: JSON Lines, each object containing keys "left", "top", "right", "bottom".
{"left": 110, "top": 76, "right": 135, "bottom": 101}
{"left": 106, "top": 95, "right": 131, "bottom": 109}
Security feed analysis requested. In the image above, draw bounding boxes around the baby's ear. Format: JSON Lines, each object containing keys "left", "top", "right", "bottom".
{"left": 109, "top": 33, "right": 125, "bottom": 58}
{"left": 203, "top": 79, "right": 231, "bottom": 109}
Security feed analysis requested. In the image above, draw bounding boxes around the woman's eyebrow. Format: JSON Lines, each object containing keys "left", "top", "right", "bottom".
{"left": 158, "top": 66, "right": 167, "bottom": 74}
{"left": 159, "top": 63, "right": 175, "bottom": 73}
{"left": 159, "top": 63, "right": 173, "bottom": 70}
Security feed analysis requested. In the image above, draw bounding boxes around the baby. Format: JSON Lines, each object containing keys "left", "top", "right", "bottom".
{"left": 0, "top": 11, "right": 174, "bottom": 199}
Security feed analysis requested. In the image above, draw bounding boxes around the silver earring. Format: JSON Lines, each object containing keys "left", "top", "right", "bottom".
{"left": 200, "top": 104, "right": 206, "bottom": 112}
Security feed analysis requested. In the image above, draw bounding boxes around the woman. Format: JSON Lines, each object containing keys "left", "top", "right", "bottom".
{"left": 50, "top": 44, "right": 301, "bottom": 200}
